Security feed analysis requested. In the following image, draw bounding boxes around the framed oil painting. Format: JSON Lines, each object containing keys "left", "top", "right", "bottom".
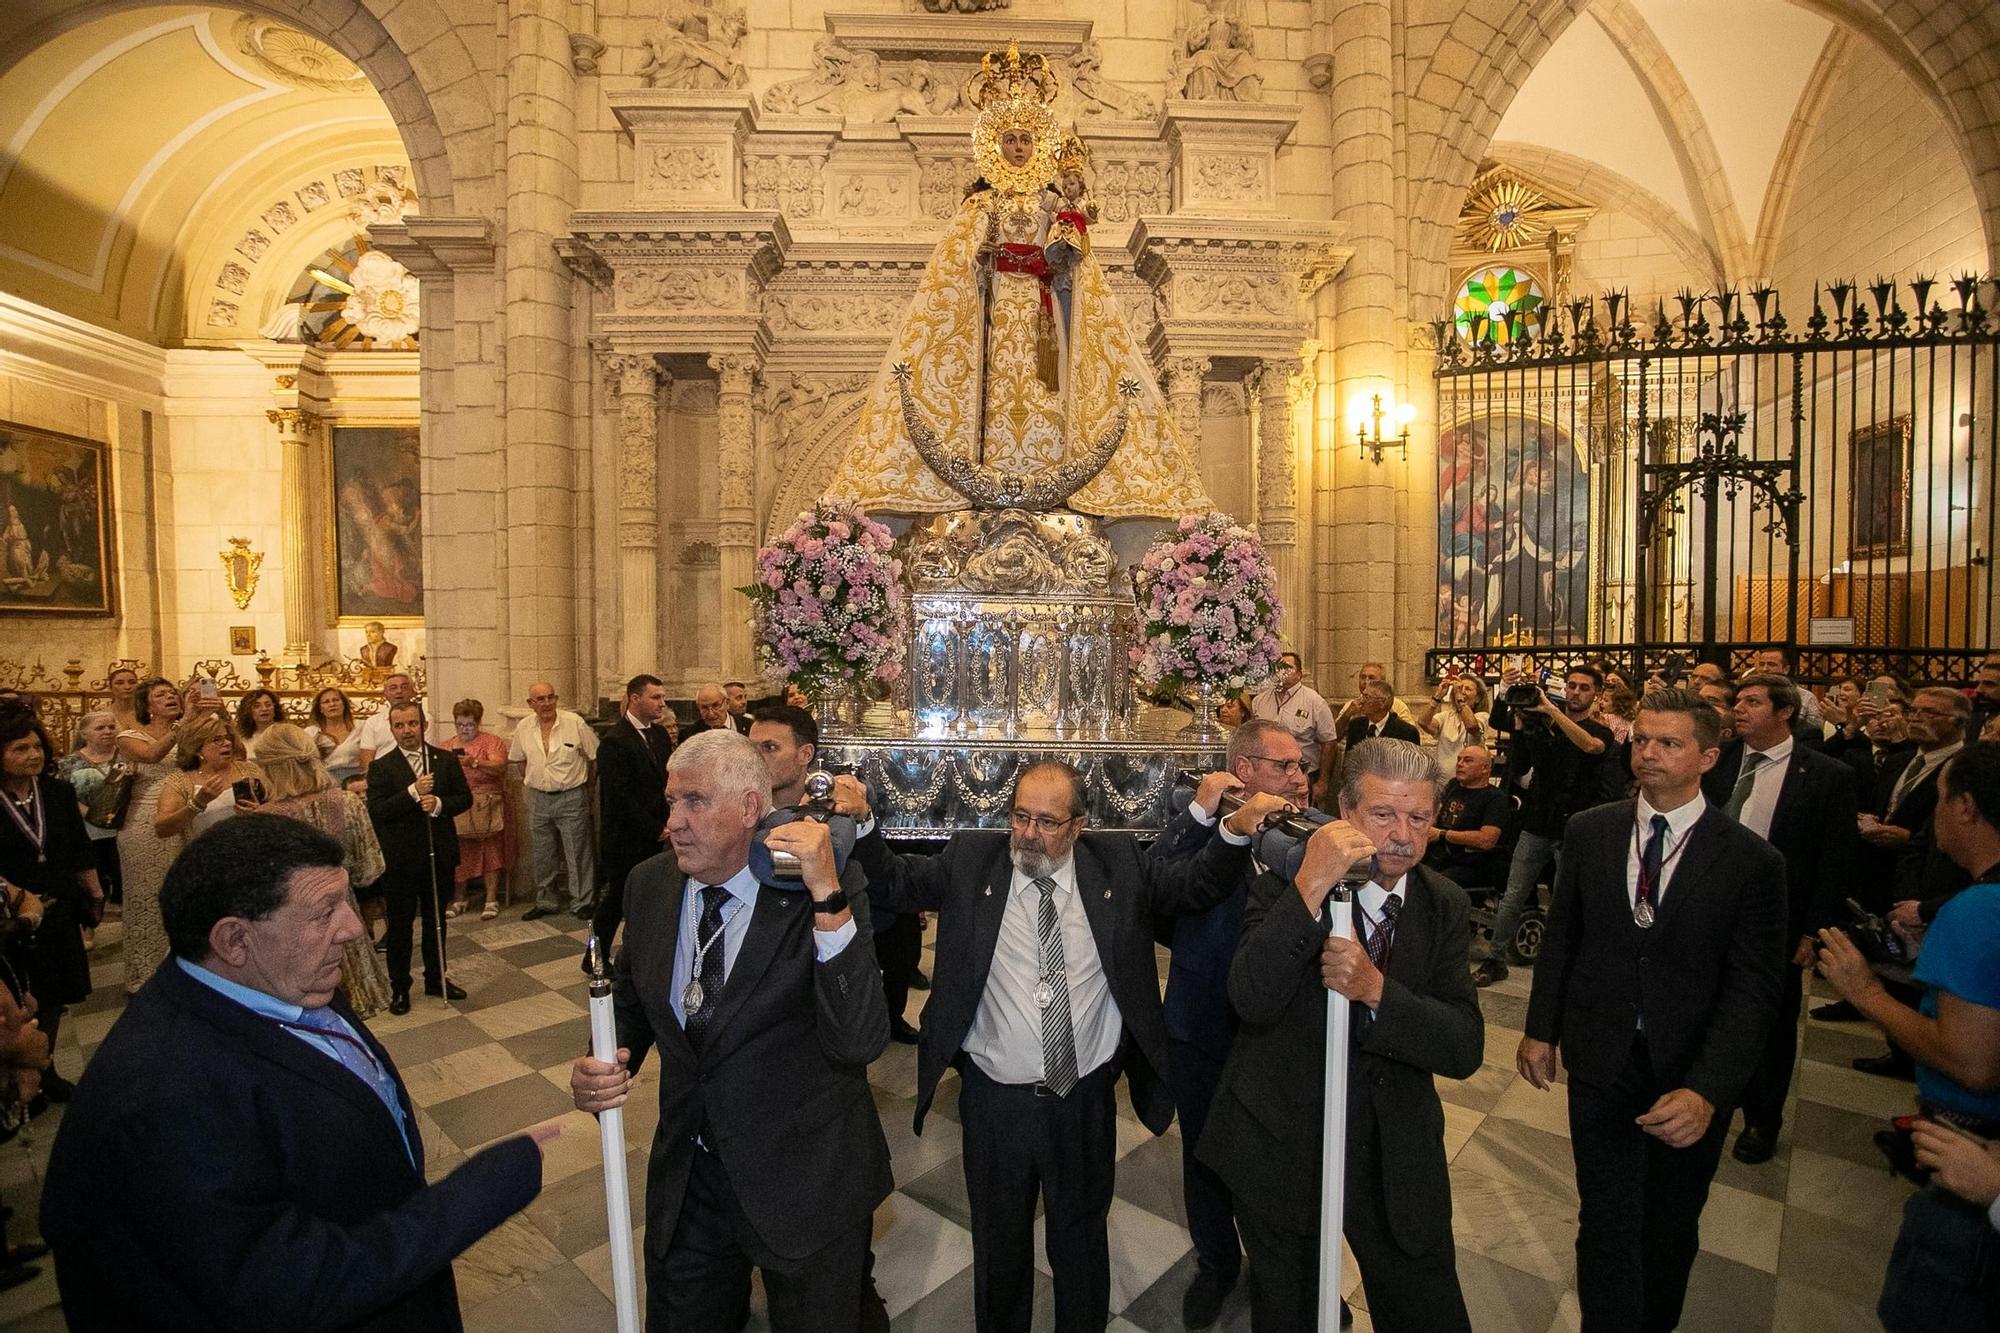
{"left": 1851, "top": 416, "right": 1911, "bottom": 559}
{"left": 0, "top": 421, "right": 113, "bottom": 616}
{"left": 327, "top": 424, "right": 423, "bottom": 625}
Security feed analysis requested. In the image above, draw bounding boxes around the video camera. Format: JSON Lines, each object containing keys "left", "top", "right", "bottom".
{"left": 748, "top": 771, "right": 859, "bottom": 890}
{"left": 1171, "top": 771, "right": 1372, "bottom": 887}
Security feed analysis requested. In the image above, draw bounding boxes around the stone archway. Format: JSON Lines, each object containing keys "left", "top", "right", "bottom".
{"left": 0, "top": 0, "right": 489, "bottom": 215}
{"left": 1404, "top": 0, "right": 2000, "bottom": 321}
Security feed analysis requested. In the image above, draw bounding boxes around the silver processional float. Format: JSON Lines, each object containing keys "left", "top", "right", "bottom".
{"left": 595, "top": 37, "right": 1353, "bottom": 1331}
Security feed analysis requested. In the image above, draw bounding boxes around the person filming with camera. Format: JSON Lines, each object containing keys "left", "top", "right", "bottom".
{"left": 1814, "top": 739, "right": 2000, "bottom": 1332}
{"left": 1478, "top": 663, "right": 1613, "bottom": 986}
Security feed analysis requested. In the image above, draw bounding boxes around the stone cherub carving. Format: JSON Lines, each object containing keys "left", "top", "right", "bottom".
{"left": 1061, "top": 40, "right": 1158, "bottom": 120}
{"left": 637, "top": 0, "right": 749, "bottom": 90}
{"left": 1167, "top": 0, "right": 1264, "bottom": 102}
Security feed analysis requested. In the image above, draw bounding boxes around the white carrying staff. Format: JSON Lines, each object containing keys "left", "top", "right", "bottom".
{"left": 586, "top": 936, "right": 641, "bottom": 1333}
{"left": 1317, "top": 884, "right": 1354, "bottom": 1333}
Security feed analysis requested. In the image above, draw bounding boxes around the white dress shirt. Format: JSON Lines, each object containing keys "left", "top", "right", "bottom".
{"left": 965, "top": 855, "right": 1123, "bottom": 1086}
{"left": 395, "top": 744, "right": 444, "bottom": 818}
{"left": 1732, "top": 735, "right": 1793, "bottom": 840}
{"left": 1625, "top": 792, "right": 1706, "bottom": 912}
{"left": 510, "top": 710, "right": 599, "bottom": 792}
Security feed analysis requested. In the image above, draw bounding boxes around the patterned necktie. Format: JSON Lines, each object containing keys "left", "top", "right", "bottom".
{"left": 1034, "top": 876, "right": 1079, "bottom": 1097}
{"left": 1639, "top": 814, "right": 1669, "bottom": 908}
{"left": 287, "top": 1006, "right": 403, "bottom": 1128}
{"left": 684, "top": 884, "right": 730, "bottom": 1052}
{"left": 1364, "top": 893, "right": 1401, "bottom": 970}
{"left": 1722, "top": 751, "right": 1771, "bottom": 821}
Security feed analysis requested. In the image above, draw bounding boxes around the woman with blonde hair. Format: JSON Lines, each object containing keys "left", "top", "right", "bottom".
{"left": 251, "top": 723, "right": 395, "bottom": 1016}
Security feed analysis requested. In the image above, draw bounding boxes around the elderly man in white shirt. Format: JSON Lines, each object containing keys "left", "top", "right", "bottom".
{"left": 509, "top": 682, "right": 600, "bottom": 921}
{"left": 354, "top": 672, "right": 422, "bottom": 774}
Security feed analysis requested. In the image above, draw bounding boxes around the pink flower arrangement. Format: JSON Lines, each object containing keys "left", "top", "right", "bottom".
{"left": 1129, "top": 512, "right": 1283, "bottom": 696}
{"left": 743, "top": 500, "right": 908, "bottom": 697}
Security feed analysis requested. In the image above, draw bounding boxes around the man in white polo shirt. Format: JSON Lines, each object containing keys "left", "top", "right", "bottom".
{"left": 1251, "top": 651, "right": 1340, "bottom": 806}
{"left": 510, "top": 682, "right": 600, "bottom": 922}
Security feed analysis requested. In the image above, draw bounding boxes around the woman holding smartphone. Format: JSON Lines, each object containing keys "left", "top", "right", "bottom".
{"left": 152, "top": 714, "right": 264, "bottom": 845}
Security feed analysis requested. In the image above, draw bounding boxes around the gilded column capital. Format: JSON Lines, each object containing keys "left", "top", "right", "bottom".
{"left": 265, "top": 408, "right": 322, "bottom": 442}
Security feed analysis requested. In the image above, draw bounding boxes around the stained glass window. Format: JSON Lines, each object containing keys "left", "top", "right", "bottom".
{"left": 1454, "top": 266, "right": 1547, "bottom": 346}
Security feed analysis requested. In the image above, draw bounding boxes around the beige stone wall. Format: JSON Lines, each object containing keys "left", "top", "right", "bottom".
{"left": 1770, "top": 42, "right": 1987, "bottom": 298}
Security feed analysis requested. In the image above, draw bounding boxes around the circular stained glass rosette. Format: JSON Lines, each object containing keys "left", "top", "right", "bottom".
{"left": 1454, "top": 266, "right": 1547, "bottom": 346}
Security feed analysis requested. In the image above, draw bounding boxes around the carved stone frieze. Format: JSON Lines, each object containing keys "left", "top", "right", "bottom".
{"left": 1092, "top": 158, "right": 1170, "bottom": 225}
{"left": 615, "top": 266, "right": 741, "bottom": 312}
{"left": 1131, "top": 217, "right": 1349, "bottom": 362}
{"left": 766, "top": 292, "right": 908, "bottom": 335}
{"left": 918, "top": 156, "right": 974, "bottom": 219}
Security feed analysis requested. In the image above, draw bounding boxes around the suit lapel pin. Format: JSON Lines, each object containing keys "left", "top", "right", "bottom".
{"left": 1102, "top": 889, "right": 1111, "bottom": 900}
{"left": 985, "top": 886, "right": 993, "bottom": 897}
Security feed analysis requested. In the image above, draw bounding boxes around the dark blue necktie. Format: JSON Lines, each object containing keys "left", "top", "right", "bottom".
{"left": 685, "top": 884, "right": 729, "bottom": 1052}
{"left": 1639, "top": 814, "right": 1669, "bottom": 908}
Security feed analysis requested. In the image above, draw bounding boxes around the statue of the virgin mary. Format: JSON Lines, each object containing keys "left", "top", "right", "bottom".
{"left": 823, "top": 42, "right": 1213, "bottom": 519}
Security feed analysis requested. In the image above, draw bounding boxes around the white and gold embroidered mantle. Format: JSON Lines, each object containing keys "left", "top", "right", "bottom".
{"left": 824, "top": 188, "right": 1214, "bottom": 519}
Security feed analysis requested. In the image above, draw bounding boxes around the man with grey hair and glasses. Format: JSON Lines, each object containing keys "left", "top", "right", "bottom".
{"left": 833, "top": 761, "right": 1286, "bottom": 1333}
{"left": 1200, "top": 738, "right": 1483, "bottom": 1332}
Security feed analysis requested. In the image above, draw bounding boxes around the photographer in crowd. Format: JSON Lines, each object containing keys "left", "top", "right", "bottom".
{"left": 1815, "top": 739, "right": 2000, "bottom": 1331}
{"left": 1477, "top": 663, "right": 1613, "bottom": 986}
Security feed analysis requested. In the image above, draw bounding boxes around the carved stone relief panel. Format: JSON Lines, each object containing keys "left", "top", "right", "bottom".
{"left": 742, "top": 153, "right": 828, "bottom": 220}
{"left": 639, "top": 144, "right": 729, "bottom": 204}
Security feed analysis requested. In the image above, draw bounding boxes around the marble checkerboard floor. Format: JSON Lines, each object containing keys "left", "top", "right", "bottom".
{"left": 0, "top": 904, "right": 1916, "bottom": 1332}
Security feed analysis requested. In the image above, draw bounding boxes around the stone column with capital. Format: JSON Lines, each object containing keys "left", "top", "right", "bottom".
{"left": 1164, "top": 356, "right": 1210, "bottom": 462}
{"left": 1320, "top": 0, "right": 1403, "bottom": 687}
{"left": 1254, "top": 358, "right": 1304, "bottom": 627}
{"left": 711, "top": 353, "right": 759, "bottom": 680}
{"left": 266, "top": 407, "right": 322, "bottom": 665}
{"left": 604, "top": 353, "right": 666, "bottom": 677}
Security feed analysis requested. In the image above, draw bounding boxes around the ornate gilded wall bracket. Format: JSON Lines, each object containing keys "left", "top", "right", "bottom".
{"left": 220, "top": 537, "right": 264, "bottom": 610}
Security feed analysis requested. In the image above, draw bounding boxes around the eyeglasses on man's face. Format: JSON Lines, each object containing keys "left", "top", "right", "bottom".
{"left": 1242, "top": 753, "right": 1305, "bottom": 776}
{"left": 1008, "top": 809, "right": 1079, "bottom": 834}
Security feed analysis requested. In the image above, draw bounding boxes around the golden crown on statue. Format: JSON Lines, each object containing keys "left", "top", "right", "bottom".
{"left": 969, "top": 40, "right": 1062, "bottom": 194}
{"left": 1055, "top": 126, "right": 1092, "bottom": 178}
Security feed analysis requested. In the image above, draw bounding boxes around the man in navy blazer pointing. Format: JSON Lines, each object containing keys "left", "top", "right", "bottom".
{"left": 40, "top": 815, "right": 551, "bottom": 1332}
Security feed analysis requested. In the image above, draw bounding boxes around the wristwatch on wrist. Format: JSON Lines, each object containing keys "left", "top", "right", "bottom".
{"left": 812, "top": 889, "right": 851, "bottom": 916}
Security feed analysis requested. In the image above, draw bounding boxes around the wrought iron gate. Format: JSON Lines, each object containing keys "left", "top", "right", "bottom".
{"left": 1429, "top": 279, "right": 2000, "bottom": 685}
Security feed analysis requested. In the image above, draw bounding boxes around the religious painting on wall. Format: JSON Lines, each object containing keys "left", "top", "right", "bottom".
{"left": 0, "top": 421, "right": 113, "bottom": 616}
{"left": 327, "top": 424, "right": 423, "bottom": 624}
{"left": 1436, "top": 413, "right": 1591, "bottom": 645}
{"left": 1851, "top": 416, "right": 1911, "bottom": 559}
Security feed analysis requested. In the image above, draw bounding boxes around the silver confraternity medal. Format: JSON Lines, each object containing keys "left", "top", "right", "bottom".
{"left": 683, "top": 979, "right": 705, "bottom": 1013}
{"left": 1034, "top": 979, "right": 1055, "bottom": 1009}
{"left": 1633, "top": 897, "right": 1656, "bottom": 929}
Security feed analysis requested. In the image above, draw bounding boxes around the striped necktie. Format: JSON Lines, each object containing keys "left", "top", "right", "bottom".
{"left": 1033, "top": 875, "right": 1079, "bottom": 1097}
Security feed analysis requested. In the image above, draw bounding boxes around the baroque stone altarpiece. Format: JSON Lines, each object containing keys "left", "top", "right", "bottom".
{"left": 559, "top": 13, "right": 1347, "bottom": 695}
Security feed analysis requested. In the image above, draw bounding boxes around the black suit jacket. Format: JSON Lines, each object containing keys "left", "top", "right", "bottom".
{"left": 40, "top": 961, "right": 539, "bottom": 1331}
{"left": 1700, "top": 742, "right": 1861, "bottom": 940}
{"left": 365, "top": 743, "right": 472, "bottom": 875}
{"left": 614, "top": 853, "right": 891, "bottom": 1264}
{"left": 855, "top": 825, "right": 1250, "bottom": 1135}
{"left": 1198, "top": 866, "right": 1484, "bottom": 1249}
{"left": 1151, "top": 808, "right": 1252, "bottom": 1062}
{"left": 1343, "top": 714, "right": 1422, "bottom": 748}
{"left": 1525, "top": 801, "right": 1786, "bottom": 1110}
{"left": 598, "top": 718, "right": 671, "bottom": 872}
